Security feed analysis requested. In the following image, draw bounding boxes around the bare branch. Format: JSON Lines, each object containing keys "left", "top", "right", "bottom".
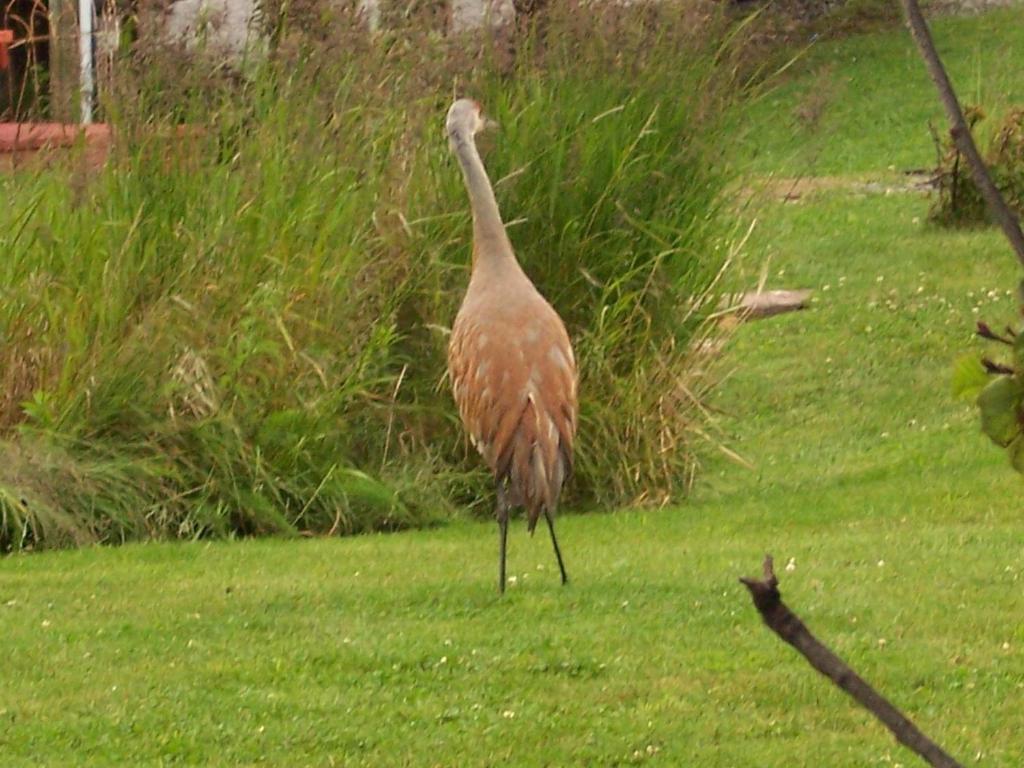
{"left": 976, "top": 321, "right": 1013, "bottom": 345}
{"left": 981, "top": 358, "right": 1015, "bottom": 375}
{"left": 740, "top": 555, "right": 965, "bottom": 768}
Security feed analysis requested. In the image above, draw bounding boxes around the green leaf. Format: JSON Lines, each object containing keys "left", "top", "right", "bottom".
{"left": 977, "top": 375, "right": 1024, "bottom": 447}
{"left": 951, "top": 355, "right": 990, "bottom": 400}
{"left": 1009, "top": 435, "right": 1024, "bottom": 475}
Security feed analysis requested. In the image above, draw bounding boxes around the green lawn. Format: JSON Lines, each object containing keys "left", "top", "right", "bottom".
{"left": 4, "top": 9, "right": 1024, "bottom": 768}
{"left": 741, "top": 5, "right": 1024, "bottom": 175}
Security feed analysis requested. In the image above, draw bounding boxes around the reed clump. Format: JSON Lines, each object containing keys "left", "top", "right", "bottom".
{"left": 0, "top": 0, "right": 755, "bottom": 550}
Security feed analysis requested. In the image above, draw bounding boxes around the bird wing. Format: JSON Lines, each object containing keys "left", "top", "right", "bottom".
{"left": 448, "top": 294, "right": 577, "bottom": 526}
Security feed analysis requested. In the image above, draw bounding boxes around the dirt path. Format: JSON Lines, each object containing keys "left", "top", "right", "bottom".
{"left": 739, "top": 171, "right": 936, "bottom": 204}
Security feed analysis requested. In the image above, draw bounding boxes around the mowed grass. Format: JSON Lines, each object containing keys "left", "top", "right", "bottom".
{"left": 1, "top": 489, "right": 1021, "bottom": 767}
{"left": 742, "top": 5, "right": 1024, "bottom": 175}
{"left": 4, "top": 191, "right": 1024, "bottom": 766}
{"left": 4, "top": 10, "right": 1024, "bottom": 768}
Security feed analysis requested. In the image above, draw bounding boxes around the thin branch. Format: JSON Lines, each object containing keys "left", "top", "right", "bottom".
{"left": 981, "top": 358, "right": 1015, "bottom": 375}
{"left": 740, "top": 555, "right": 965, "bottom": 768}
{"left": 899, "top": 0, "right": 1024, "bottom": 267}
{"left": 976, "top": 321, "right": 1013, "bottom": 345}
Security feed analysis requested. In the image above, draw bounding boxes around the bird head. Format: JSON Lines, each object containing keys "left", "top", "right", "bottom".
{"left": 446, "top": 98, "right": 498, "bottom": 147}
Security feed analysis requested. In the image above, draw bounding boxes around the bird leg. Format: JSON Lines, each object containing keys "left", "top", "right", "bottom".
{"left": 544, "top": 510, "right": 568, "bottom": 586}
{"left": 496, "top": 485, "right": 511, "bottom": 595}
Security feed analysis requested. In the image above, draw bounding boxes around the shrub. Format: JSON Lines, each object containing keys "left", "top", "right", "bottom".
{"left": 989, "top": 108, "right": 1024, "bottom": 212}
{"left": 0, "top": 1, "right": 754, "bottom": 550}
{"left": 928, "top": 106, "right": 1024, "bottom": 228}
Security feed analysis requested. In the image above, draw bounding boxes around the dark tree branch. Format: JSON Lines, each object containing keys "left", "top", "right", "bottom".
{"left": 982, "top": 358, "right": 1015, "bottom": 375}
{"left": 976, "top": 321, "right": 1013, "bottom": 345}
{"left": 899, "top": 0, "right": 1024, "bottom": 267}
{"left": 740, "top": 556, "right": 965, "bottom": 768}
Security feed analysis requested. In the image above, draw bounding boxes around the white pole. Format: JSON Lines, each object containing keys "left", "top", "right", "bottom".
{"left": 359, "top": 0, "right": 381, "bottom": 34}
{"left": 78, "top": 0, "right": 94, "bottom": 123}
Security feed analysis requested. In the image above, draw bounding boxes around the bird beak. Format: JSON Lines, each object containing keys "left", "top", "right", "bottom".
{"left": 483, "top": 117, "right": 500, "bottom": 132}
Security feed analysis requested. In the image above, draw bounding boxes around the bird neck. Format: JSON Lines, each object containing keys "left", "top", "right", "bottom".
{"left": 452, "top": 129, "right": 515, "bottom": 269}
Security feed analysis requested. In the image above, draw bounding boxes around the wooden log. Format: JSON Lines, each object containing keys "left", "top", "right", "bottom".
{"left": 736, "top": 288, "right": 813, "bottom": 319}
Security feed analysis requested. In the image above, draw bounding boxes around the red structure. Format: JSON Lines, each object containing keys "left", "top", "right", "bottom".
{"left": 0, "top": 123, "right": 112, "bottom": 172}
{"left": 0, "top": 122, "right": 111, "bottom": 152}
{"left": 0, "top": 29, "right": 12, "bottom": 70}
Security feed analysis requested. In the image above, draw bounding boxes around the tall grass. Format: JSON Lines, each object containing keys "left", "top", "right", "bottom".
{"left": 0, "top": 1, "right": 754, "bottom": 551}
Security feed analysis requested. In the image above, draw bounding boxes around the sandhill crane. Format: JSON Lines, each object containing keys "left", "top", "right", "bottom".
{"left": 445, "top": 98, "right": 578, "bottom": 594}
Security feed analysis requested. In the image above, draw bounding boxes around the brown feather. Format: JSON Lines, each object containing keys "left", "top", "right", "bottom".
{"left": 448, "top": 266, "right": 577, "bottom": 532}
